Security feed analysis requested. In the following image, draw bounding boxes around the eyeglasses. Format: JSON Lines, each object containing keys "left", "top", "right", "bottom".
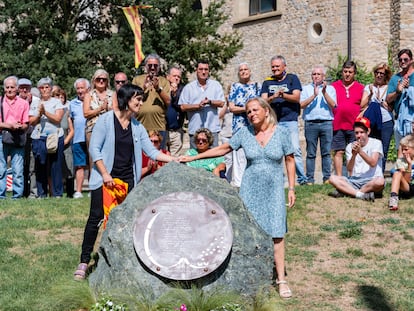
{"left": 375, "top": 71, "right": 385, "bottom": 76}
{"left": 147, "top": 64, "right": 159, "bottom": 69}
{"left": 150, "top": 139, "right": 160, "bottom": 143}
{"left": 399, "top": 57, "right": 410, "bottom": 63}
{"left": 196, "top": 138, "right": 208, "bottom": 144}
{"left": 96, "top": 77, "right": 108, "bottom": 83}
{"left": 115, "top": 80, "right": 126, "bottom": 84}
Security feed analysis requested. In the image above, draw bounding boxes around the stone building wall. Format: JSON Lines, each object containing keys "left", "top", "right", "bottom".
{"left": 199, "top": 0, "right": 414, "bottom": 89}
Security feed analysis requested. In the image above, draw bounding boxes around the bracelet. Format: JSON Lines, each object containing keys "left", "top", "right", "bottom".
{"left": 288, "top": 187, "right": 295, "bottom": 191}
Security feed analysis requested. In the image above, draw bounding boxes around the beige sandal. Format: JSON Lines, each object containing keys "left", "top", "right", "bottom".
{"left": 276, "top": 279, "right": 292, "bottom": 299}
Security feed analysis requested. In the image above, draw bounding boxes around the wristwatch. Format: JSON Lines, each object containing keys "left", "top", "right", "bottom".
{"left": 156, "top": 86, "right": 163, "bottom": 93}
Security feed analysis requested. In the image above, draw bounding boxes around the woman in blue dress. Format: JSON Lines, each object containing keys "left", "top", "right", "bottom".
{"left": 181, "top": 97, "right": 296, "bottom": 299}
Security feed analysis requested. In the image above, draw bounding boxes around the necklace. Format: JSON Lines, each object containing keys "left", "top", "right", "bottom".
{"left": 343, "top": 81, "right": 355, "bottom": 99}
{"left": 115, "top": 111, "right": 130, "bottom": 130}
{"left": 374, "top": 84, "right": 388, "bottom": 103}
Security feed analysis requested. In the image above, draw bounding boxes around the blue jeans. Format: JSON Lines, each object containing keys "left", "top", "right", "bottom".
{"left": 0, "top": 135, "right": 25, "bottom": 198}
{"left": 304, "top": 121, "right": 333, "bottom": 183}
{"left": 35, "top": 136, "right": 64, "bottom": 197}
{"left": 279, "top": 121, "right": 307, "bottom": 184}
{"left": 381, "top": 120, "right": 394, "bottom": 172}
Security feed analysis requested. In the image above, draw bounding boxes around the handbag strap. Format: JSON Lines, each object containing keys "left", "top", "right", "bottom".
{"left": 0, "top": 96, "right": 4, "bottom": 123}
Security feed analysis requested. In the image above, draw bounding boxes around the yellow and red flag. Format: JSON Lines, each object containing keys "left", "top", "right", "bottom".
{"left": 102, "top": 178, "right": 128, "bottom": 229}
{"left": 122, "top": 5, "right": 152, "bottom": 68}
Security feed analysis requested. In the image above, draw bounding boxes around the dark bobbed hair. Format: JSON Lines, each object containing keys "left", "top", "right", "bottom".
{"left": 117, "top": 84, "right": 143, "bottom": 111}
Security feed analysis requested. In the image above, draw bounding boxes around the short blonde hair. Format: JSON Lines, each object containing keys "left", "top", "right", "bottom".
{"left": 400, "top": 134, "right": 414, "bottom": 148}
{"left": 91, "top": 69, "right": 110, "bottom": 90}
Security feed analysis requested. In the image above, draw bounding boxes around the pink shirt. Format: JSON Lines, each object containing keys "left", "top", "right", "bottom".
{"left": 332, "top": 80, "right": 364, "bottom": 131}
{"left": 1, "top": 96, "right": 29, "bottom": 124}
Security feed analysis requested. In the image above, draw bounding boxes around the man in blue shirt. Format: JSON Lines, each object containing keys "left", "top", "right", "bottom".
{"left": 300, "top": 65, "right": 337, "bottom": 184}
{"left": 178, "top": 60, "right": 225, "bottom": 149}
{"left": 261, "top": 55, "right": 308, "bottom": 185}
{"left": 69, "top": 78, "right": 90, "bottom": 199}
{"left": 386, "top": 48, "right": 413, "bottom": 148}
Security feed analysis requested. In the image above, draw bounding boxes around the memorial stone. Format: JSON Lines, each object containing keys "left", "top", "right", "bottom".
{"left": 89, "top": 162, "right": 274, "bottom": 299}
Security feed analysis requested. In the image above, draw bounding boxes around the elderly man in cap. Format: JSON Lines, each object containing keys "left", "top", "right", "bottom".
{"left": 17, "top": 78, "right": 40, "bottom": 197}
{"left": 0, "top": 76, "right": 30, "bottom": 199}
{"left": 328, "top": 117, "right": 385, "bottom": 201}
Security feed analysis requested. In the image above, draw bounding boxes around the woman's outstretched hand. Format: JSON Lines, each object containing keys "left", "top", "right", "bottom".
{"left": 178, "top": 155, "right": 193, "bottom": 163}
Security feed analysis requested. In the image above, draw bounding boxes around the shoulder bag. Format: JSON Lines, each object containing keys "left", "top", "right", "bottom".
{"left": 0, "top": 96, "right": 27, "bottom": 147}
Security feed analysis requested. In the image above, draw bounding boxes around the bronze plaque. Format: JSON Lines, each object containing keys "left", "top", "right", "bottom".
{"left": 133, "top": 191, "right": 233, "bottom": 280}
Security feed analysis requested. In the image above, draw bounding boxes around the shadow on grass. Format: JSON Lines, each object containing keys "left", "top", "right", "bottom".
{"left": 357, "top": 285, "right": 394, "bottom": 311}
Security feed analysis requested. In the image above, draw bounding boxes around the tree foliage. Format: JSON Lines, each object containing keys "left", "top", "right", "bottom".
{"left": 0, "top": 0, "right": 242, "bottom": 96}
{"left": 139, "top": 0, "right": 242, "bottom": 80}
{"left": 326, "top": 55, "right": 373, "bottom": 85}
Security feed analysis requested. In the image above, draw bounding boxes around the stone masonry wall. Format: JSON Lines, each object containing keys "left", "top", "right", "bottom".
{"left": 199, "top": 0, "right": 414, "bottom": 88}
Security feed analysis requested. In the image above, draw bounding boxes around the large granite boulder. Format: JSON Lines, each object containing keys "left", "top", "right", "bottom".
{"left": 89, "top": 162, "right": 274, "bottom": 298}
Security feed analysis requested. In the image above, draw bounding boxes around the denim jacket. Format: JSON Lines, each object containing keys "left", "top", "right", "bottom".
{"left": 88, "top": 111, "right": 160, "bottom": 190}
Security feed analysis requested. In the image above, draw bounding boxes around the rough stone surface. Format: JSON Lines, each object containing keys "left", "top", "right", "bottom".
{"left": 89, "top": 162, "right": 274, "bottom": 298}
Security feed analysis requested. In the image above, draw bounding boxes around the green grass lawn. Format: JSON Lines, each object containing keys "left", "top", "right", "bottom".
{"left": 1, "top": 184, "right": 413, "bottom": 311}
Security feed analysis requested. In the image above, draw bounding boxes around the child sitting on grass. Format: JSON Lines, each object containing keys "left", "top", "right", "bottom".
{"left": 389, "top": 134, "right": 414, "bottom": 211}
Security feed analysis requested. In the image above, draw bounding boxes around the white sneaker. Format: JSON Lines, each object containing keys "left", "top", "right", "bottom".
{"left": 73, "top": 192, "right": 83, "bottom": 199}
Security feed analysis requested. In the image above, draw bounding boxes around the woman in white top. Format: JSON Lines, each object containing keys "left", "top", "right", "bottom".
{"left": 29, "top": 77, "right": 65, "bottom": 197}
{"left": 83, "top": 69, "right": 118, "bottom": 171}
{"left": 360, "top": 62, "right": 393, "bottom": 171}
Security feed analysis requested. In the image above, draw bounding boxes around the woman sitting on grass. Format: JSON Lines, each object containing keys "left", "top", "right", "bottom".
{"left": 389, "top": 134, "right": 414, "bottom": 211}
{"left": 185, "top": 127, "right": 226, "bottom": 178}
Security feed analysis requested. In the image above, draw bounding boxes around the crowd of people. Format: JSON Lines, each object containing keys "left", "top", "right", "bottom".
{"left": 2, "top": 49, "right": 414, "bottom": 299}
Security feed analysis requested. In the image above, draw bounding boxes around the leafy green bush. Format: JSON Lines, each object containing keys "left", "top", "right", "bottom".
{"left": 326, "top": 54, "right": 374, "bottom": 85}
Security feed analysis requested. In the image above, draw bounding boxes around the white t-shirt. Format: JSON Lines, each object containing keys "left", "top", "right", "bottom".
{"left": 346, "top": 137, "right": 384, "bottom": 178}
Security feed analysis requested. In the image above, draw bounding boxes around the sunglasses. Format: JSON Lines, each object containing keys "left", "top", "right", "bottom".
{"left": 374, "top": 71, "right": 385, "bottom": 76}
{"left": 399, "top": 58, "right": 410, "bottom": 63}
{"left": 150, "top": 139, "right": 160, "bottom": 143}
{"left": 196, "top": 138, "right": 208, "bottom": 144}
{"left": 147, "top": 64, "right": 159, "bottom": 69}
{"left": 115, "top": 80, "right": 126, "bottom": 84}
{"left": 96, "top": 77, "right": 108, "bottom": 82}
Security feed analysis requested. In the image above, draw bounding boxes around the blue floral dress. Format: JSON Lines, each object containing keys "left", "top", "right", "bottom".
{"left": 228, "top": 82, "right": 261, "bottom": 134}
{"left": 229, "top": 125, "right": 294, "bottom": 237}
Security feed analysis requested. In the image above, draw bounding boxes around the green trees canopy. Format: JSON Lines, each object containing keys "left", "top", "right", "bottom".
{"left": 0, "top": 0, "right": 242, "bottom": 96}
